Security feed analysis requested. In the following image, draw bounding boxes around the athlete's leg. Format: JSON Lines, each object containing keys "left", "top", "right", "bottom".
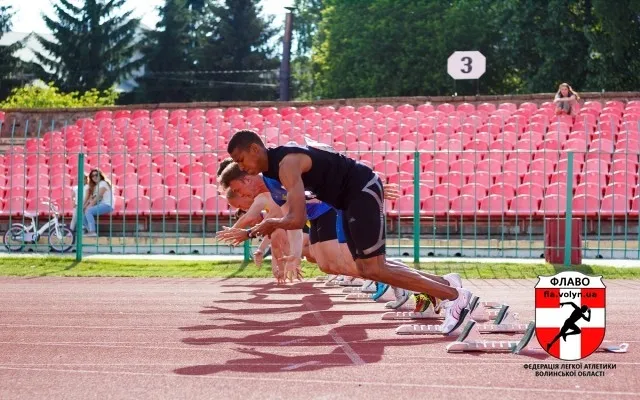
{"left": 344, "top": 175, "right": 471, "bottom": 332}
{"left": 302, "top": 233, "right": 317, "bottom": 263}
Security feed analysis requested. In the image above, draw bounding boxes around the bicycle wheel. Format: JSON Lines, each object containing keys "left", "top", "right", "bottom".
{"left": 3, "top": 226, "right": 26, "bottom": 252}
{"left": 48, "top": 225, "right": 75, "bottom": 253}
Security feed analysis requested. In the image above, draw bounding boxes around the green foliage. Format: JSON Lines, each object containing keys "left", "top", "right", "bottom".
{"left": 0, "top": 5, "right": 30, "bottom": 100}
{"left": 34, "top": 0, "right": 141, "bottom": 93}
{"left": 313, "top": 0, "right": 640, "bottom": 98}
{"left": 0, "top": 82, "right": 119, "bottom": 109}
{"left": 193, "top": 0, "right": 280, "bottom": 101}
{"left": 134, "top": 0, "right": 198, "bottom": 103}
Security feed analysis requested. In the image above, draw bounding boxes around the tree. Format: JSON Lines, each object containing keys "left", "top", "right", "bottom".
{"left": 0, "top": 82, "right": 118, "bottom": 109}
{"left": 585, "top": 0, "right": 640, "bottom": 91}
{"left": 0, "top": 6, "right": 32, "bottom": 100}
{"left": 290, "top": 0, "right": 323, "bottom": 100}
{"left": 195, "top": 0, "right": 280, "bottom": 101}
{"left": 314, "top": 0, "right": 511, "bottom": 98}
{"left": 135, "top": 0, "right": 197, "bottom": 103}
{"left": 33, "top": 0, "right": 142, "bottom": 93}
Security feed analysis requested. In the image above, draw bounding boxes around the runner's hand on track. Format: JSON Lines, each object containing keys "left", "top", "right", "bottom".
{"left": 216, "top": 226, "right": 249, "bottom": 246}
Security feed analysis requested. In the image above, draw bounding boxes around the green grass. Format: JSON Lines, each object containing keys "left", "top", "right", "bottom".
{"left": 0, "top": 256, "right": 639, "bottom": 279}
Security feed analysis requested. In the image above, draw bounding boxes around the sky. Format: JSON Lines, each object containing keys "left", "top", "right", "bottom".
{"left": 5, "top": 0, "right": 292, "bottom": 33}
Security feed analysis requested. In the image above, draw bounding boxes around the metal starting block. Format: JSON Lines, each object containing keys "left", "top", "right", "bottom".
{"left": 338, "top": 280, "right": 364, "bottom": 287}
{"left": 470, "top": 301, "right": 509, "bottom": 322}
{"left": 447, "top": 321, "right": 630, "bottom": 354}
{"left": 476, "top": 305, "right": 530, "bottom": 334}
{"left": 395, "top": 307, "right": 471, "bottom": 336}
{"left": 345, "top": 292, "right": 374, "bottom": 300}
{"left": 510, "top": 322, "right": 629, "bottom": 355}
{"left": 446, "top": 320, "right": 525, "bottom": 353}
{"left": 315, "top": 276, "right": 328, "bottom": 281}
{"left": 342, "top": 286, "right": 376, "bottom": 294}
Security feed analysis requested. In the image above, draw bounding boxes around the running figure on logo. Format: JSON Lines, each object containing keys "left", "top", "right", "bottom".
{"left": 546, "top": 302, "right": 591, "bottom": 350}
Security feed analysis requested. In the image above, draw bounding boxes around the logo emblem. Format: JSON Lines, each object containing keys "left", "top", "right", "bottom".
{"left": 535, "top": 271, "right": 606, "bottom": 361}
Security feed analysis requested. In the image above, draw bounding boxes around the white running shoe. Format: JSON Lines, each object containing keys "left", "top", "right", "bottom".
{"left": 443, "top": 273, "right": 463, "bottom": 288}
{"left": 385, "top": 287, "right": 411, "bottom": 309}
{"left": 440, "top": 288, "right": 472, "bottom": 334}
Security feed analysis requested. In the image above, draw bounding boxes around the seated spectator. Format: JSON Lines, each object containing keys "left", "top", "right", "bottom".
{"left": 70, "top": 174, "right": 90, "bottom": 233}
{"left": 83, "top": 168, "right": 114, "bottom": 237}
{"left": 554, "top": 83, "right": 580, "bottom": 115}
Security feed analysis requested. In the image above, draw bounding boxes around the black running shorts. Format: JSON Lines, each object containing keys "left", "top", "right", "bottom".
{"left": 309, "top": 208, "right": 338, "bottom": 245}
{"left": 341, "top": 174, "right": 386, "bottom": 260}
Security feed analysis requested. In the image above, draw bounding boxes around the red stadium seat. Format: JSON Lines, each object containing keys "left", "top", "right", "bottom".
{"left": 571, "top": 194, "right": 600, "bottom": 217}
{"left": 507, "top": 194, "right": 539, "bottom": 216}
{"left": 600, "top": 194, "right": 630, "bottom": 217}
{"left": 450, "top": 195, "right": 479, "bottom": 217}
{"left": 478, "top": 194, "right": 509, "bottom": 216}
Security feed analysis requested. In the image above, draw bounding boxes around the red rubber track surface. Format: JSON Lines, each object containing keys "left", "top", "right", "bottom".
{"left": 0, "top": 277, "right": 638, "bottom": 400}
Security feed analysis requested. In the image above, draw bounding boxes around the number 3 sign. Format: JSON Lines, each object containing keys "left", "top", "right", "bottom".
{"left": 447, "top": 51, "right": 486, "bottom": 80}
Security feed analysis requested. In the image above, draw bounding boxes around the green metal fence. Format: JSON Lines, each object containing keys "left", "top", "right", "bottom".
{"left": 1, "top": 112, "right": 639, "bottom": 264}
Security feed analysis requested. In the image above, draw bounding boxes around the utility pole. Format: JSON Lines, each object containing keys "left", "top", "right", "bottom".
{"left": 279, "top": 6, "right": 295, "bottom": 101}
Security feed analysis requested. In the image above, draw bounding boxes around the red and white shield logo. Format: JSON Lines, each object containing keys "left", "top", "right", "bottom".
{"left": 535, "top": 271, "right": 606, "bottom": 361}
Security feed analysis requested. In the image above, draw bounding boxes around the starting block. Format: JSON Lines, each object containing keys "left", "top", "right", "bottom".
{"left": 470, "top": 301, "right": 509, "bottom": 322}
{"left": 342, "top": 286, "right": 375, "bottom": 294}
{"left": 395, "top": 306, "right": 471, "bottom": 336}
{"left": 345, "top": 292, "right": 374, "bottom": 301}
{"left": 446, "top": 320, "right": 525, "bottom": 353}
{"left": 338, "top": 280, "right": 364, "bottom": 287}
{"left": 476, "top": 305, "right": 530, "bottom": 334}
{"left": 447, "top": 321, "right": 630, "bottom": 354}
{"left": 315, "top": 276, "right": 328, "bottom": 281}
{"left": 510, "top": 322, "right": 629, "bottom": 355}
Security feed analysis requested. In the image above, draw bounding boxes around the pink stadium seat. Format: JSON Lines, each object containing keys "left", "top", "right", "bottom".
{"left": 507, "top": 194, "right": 540, "bottom": 216}
{"left": 476, "top": 159, "right": 502, "bottom": 174}
{"left": 582, "top": 158, "right": 610, "bottom": 173}
{"left": 610, "top": 170, "right": 637, "bottom": 186}
{"left": 574, "top": 182, "right": 603, "bottom": 199}
{"left": 503, "top": 159, "right": 528, "bottom": 174}
{"left": 204, "top": 196, "right": 230, "bottom": 216}
{"left": 440, "top": 172, "right": 467, "bottom": 186}
{"left": 177, "top": 196, "right": 203, "bottom": 215}
{"left": 459, "top": 183, "right": 488, "bottom": 198}
{"left": 388, "top": 195, "right": 421, "bottom": 217}
{"left": 150, "top": 196, "right": 178, "bottom": 215}
{"left": 493, "top": 171, "right": 519, "bottom": 187}
{"left": 600, "top": 194, "right": 630, "bottom": 217}
{"left": 538, "top": 195, "right": 566, "bottom": 216}
{"left": 478, "top": 194, "right": 509, "bottom": 216}
{"left": 432, "top": 183, "right": 459, "bottom": 199}
{"left": 579, "top": 171, "right": 607, "bottom": 187}
{"left": 604, "top": 182, "right": 633, "bottom": 198}
{"left": 165, "top": 173, "right": 188, "bottom": 187}
{"left": 403, "top": 183, "right": 432, "bottom": 198}
{"left": 467, "top": 171, "right": 493, "bottom": 187}
{"left": 450, "top": 195, "right": 479, "bottom": 217}
{"left": 120, "top": 185, "right": 146, "bottom": 199}
{"left": 522, "top": 171, "right": 550, "bottom": 186}
{"left": 489, "top": 183, "right": 516, "bottom": 198}
{"left": 516, "top": 183, "right": 544, "bottom": 199}
{"left": 449, "top": 159, "right": 474, "bottom": 175}
{"left": 421, "top": 195, "right": 449, "bottom": 217}
{"left": 571, "top": 194, "right": 600, "bottom": 217}
{"left": 138, "top": 173, "right": 164, "bottom": 187}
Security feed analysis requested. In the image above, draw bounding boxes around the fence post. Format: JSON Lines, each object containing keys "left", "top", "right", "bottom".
{"left": 563, "top": 151, "right": 575, "bottom": 267}
{"left": 413, "top": 151, "right": 420, "bottom": 264}
{"left": 243, "top": 240, "right": 251, "bottom": 262}
{"left": 75, "top": 153, "right": 85, "bottom": 262}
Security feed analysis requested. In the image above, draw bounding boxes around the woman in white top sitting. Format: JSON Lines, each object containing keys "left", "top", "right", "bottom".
{"left": 70, "top": 174, "right": 90, "bottom": 232}
{"left": 83, "top": 168, "right": 114, "bottom": 237}
{"left": 554, "top": 82, "right": 580, "bottom": 115}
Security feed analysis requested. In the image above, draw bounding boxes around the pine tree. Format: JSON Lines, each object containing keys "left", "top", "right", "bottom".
{"left": 0, "top": 5, "right": 31, "bottom": 100}
{"left": 196, "top": 0, "right": 280, "bottom": 101}
{"left": 33, "top": 0, "right": 141, "bottom": 93}
{"left": 135, "top": 0, "right": 197, "bottom": 103}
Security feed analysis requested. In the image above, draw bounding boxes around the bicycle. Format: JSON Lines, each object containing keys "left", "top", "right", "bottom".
{"left": 3, "top": 200, "right": 75, "bottom": 253}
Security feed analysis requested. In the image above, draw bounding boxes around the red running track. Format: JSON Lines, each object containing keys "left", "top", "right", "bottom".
{"left": 0, "top": 277, "right": 638, "bottom": 399}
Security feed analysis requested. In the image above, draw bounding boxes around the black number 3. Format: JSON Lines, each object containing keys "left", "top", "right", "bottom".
{"left": 461, "top": 56, "right": 473, "bottom": 73}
